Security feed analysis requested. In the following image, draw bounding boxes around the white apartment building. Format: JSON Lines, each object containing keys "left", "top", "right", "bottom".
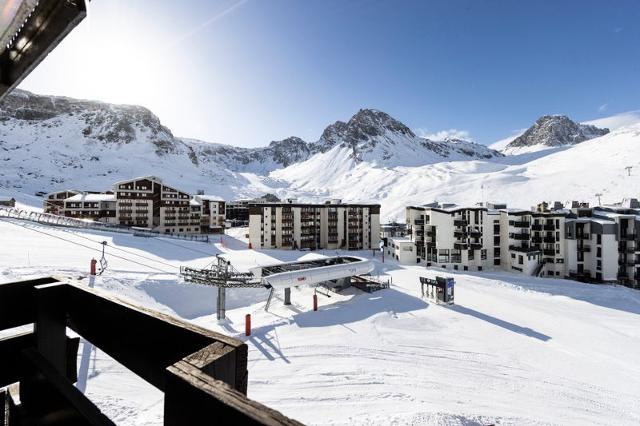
{"left": 249, "top": 200, "right": 380, "bottom": 250}
{"left": 406, "top": 200, "right": 640, "bottom": 289}
{"left": 194, "top": 195, "right": 226, "bottom": 233}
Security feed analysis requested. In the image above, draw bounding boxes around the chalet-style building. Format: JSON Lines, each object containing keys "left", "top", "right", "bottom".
{"left": 63, "top": 193, "right": 117, "bottom": 223}
{"left": 43, "top": 190, "right": 82, "bottom": 215}
{"left": 0, "top": 197, "right": 16, "bottom": 207}
{"left": 114, "top": 176, "right": 200, "bottom": 235}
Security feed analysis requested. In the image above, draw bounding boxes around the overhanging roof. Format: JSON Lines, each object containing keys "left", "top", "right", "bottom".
{"left": 0, "top": 0, "right": 87, "bottom": 100}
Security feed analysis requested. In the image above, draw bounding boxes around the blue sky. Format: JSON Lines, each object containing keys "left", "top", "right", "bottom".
{"left": 21, "top": 0, "right": 640, "bottom": 147}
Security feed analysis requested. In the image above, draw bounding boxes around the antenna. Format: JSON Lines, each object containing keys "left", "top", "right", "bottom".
{"left": 595, "top": 193, "right": 602, "bottom": 206}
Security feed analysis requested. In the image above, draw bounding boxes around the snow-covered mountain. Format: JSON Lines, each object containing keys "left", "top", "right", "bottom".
{"left": 495, "top": 115, "right": 609, "bottom": 155}
{"left": 1, "top": 89, "right": 639, "bottom": 222}
{"left": 0, "top": 90, "right": 500, "bottom": 194}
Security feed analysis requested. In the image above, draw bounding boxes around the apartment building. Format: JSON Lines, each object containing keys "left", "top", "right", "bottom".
{"left": 63, "top": 193, "right": 117, "bottom": 224}
{"left": 406, "top": 203, "right": 496, "bottom": 271}
{"left": 406, "top": 200, "right": 640, "bottom": 289}
{"left": 43, "top": 190, "right": 81, "bottom": 215}
{"left": 114, "top": 176, "right": 200, "bottom": 235}
{"left": 194, "top": 195, "right": 226, "bottom": 233}
{"left": 565, "top": 202, "right": 640, "bottom": 287}
{"left": 249, "top": 200, "right": 380, "bottom": 250}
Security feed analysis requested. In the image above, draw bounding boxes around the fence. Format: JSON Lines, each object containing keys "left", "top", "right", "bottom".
{"left": 0, "top": 277, "right": 301, "bottom": 425}
{"left": 0, "top": 206, "right": 210, "bottom": 243}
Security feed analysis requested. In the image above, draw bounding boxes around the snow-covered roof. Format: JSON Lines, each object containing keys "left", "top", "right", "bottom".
{"left": 66, "top": 193, "right": 116, "bottom": 202}
{"left": 113, "top": 176, "right": 162, "bottom": 185}
{"left": 189, "top": 199, "right": 201, "bottom": 206}
{"left": 196, "top": 195, "right": 224, "bottom": 201}
{"left": 0, "top": 196, "right": 15, "bottom": 201}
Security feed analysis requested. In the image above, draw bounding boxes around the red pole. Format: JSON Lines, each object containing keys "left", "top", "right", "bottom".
{"left": 382, "top": 250, "right": 384, "bottom": 263}
{"left": 245, "top": 314, "right": 251, "bottom": 336}
{"left": 90, "top": 258, "right": 97, "bottom": 276}
{"left": 313, "top": 294, "right": 318, "bottom": 311}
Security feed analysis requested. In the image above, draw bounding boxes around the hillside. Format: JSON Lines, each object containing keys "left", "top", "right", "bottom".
{"left": 0, "top": 89, "right": 639, "bottom": 221}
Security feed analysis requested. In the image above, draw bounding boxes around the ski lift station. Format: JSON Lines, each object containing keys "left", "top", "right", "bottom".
{"left": 182, "top": 255, "right": 386, "bottom": 320}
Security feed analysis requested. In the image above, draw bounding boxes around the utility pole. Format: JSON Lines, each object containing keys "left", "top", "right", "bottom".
{"left": 625, "top": 166, "right": 633, "bottom": 176}
{"left": 595, "top": 193, "right": 603, "bottom": 206}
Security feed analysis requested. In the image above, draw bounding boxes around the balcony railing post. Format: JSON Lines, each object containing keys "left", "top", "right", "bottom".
{"left": 34, "top": 283, "right": 69, "bottom": 376}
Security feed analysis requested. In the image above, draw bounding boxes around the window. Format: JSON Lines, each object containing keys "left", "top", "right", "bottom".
{"left": 597, "top": 247, "right": 601, "bottom": 257}
{"left": 518, "top": 255, "right": 523, "bottom": 265}
{"left": 597, "top": 234, "right": 602, "bottom": 244}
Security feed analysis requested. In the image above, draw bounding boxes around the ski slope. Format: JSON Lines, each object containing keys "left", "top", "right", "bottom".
{"left": 1, "top": 219, "right": 640, "bottom": 425}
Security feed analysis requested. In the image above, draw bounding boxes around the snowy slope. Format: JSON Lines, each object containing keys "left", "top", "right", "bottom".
{"left": 1, "top": 219, "right": 640, "bottom": 425}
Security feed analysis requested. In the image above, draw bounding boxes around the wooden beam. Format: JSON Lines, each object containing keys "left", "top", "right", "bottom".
{"left": 63, "top": 282, "right": 246, "bottom": 391}
{"left": 0, "top": 277, "right": 59, "bottom": 330}
{"left": 19, "top": 348, "right": 114, "bottom": 426}
{"left": 34, "top": 283, "right": 69, "bottom": 376}
{"left": 0, "top": 331, "right": 79, "bottom": 388}
{"left": 165, "top": 361, "right": 303, "bottom": 426}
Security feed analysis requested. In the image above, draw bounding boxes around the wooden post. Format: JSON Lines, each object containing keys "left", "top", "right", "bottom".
{"left": 245, "top": 314, "right": 251, "bottom": 337}
{"left": 313, "top": 294, "right": 318, "bottom": 311}
{"left": 284, "top": 288, "right": 291, "bottom": 305}
{"left": 90, "top": 258, "right": 97, "bottom": 276}
{"left": 34, "top": 283, "right": 68, "bottom": 375}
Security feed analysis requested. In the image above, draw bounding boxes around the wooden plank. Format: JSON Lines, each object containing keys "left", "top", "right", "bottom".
{"left": 0, "top": 277, "right": 59, "bottom": 330}
{"left": 62, "top": 281, "right": 245, "bottom": 391}
{"left": 183, "top": 342, "right": 237, "bottom": 390}
{"left": 0, "top": 331, "right": 79, "bottom": 389}
{"left": 165, "top": 361, "right": 303, "bottom": 426}
{"left": 19, "top": 348, "right": 114, "bottom": 426}
{"left": 34, "top": 282, "right": 69, "bottom": 376}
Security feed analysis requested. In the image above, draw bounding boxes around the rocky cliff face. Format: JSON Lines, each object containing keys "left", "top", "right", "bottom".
{"left": 505, "top": 115, "right": 609, "bottom": 150}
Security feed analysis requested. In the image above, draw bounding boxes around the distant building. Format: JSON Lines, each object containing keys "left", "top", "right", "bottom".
{"left": 249, "top": 199, "right": 381, "bottom": 250}
{"left": 114, "top": 176, "right": 200, "bottom": 235}
{"left": 194, "top": 195, "right": 226, "bottom": 233}
{"left": 63, "top": 193, "right": 117, "bottom": 223}
{"left": 0, "top": 197, "right": 15, "bottom": 207}
{"left": 405, "top": 200, "right": 640, "bottom": 289}
{"left": 385, "top": 237, "right": 415, "bottom": 264}
{"left": 380, "top": 222, "right": 406, "bottom": 240}
{"left": 44, "top": 190, "right": 82, "bottom": 215}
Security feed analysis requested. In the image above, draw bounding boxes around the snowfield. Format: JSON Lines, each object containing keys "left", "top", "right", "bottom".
{"left": 1, "top": 219, "right": 640, "bottom": 425}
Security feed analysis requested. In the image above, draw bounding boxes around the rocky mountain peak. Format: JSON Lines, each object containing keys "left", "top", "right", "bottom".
{"left": 506, "top": 115, "right": 609, "bottom": 149}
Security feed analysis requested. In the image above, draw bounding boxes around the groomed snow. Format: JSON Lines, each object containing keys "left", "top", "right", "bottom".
{"left": 1, "top": 219, "right": 640, "bottom": 425}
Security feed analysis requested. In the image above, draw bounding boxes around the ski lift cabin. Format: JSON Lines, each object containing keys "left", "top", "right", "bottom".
{"left": 420, "top": 276, "right": 455, "bottom": 305}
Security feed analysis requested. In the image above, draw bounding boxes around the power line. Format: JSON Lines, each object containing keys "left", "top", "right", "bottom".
{"left": 57, "top": 227, "right": 180, "bottom": 271}
{"left": 1, "top": 218, "right": 176, "bottom": 275}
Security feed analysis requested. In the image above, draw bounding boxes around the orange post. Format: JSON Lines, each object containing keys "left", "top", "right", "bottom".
{"left": 90, "top": 258, "right": 97, "bottom": 276}
{"left": 248, "top": 241, "right": 252, "bottom": 249}
{"left": 245, "top": 314, "right": 251, "bottom": 336}
{"left": 313, "top": 294, "right": 318, "bottom": 311}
